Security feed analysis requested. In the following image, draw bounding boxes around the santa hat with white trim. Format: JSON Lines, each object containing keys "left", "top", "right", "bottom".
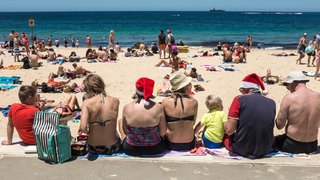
{"left": 135, "top": 77, "right": 154, "bottom": 106}
{"left": 240, "top": 73, "right": 268, "bottom": 94}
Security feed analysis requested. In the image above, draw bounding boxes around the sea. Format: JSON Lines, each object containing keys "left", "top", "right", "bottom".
{"left": 0, "top": 11, "right": 320, "bottom": 49}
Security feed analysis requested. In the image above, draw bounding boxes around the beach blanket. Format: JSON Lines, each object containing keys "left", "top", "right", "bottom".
{"left": 0, "top": 76, "right": 21, "bottom": 84}
{"left": 1, "top": 105, "right": 11, "bottom": 117}
{"left": 202, "top": 64, "right": 224, "bottom": 71}
{"left": 76, "top": 146, "right": 300, "bottom": 160}
{"left": 78, "top": 149, "right": 207, "bottom": 160}
{"left": 2, "top": 65, "right": 22, "bottom": 70}
{"left": 218, "top": 65, "right": 239, "bottom": 71}
{"left": 0, "top": 76, "right": 21, "bottom": 90}
{"left": 303, "top": 71, "right": 320, "bottom": 77}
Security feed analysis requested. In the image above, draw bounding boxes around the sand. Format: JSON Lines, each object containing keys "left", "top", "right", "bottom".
{"left": 0, "top": 46, "right": 319, "bottom": 156}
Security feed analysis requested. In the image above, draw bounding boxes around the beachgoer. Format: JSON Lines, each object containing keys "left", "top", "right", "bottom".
{"left": 296, "top": 33, "right": 307, "bottom": 64}
{"left": 177, "top": 39, "right": 184, "bottom": 46}
{"left": 68, "top": 51, "right": 80, "bottom": 62}
{"left": 166, "top": 29, "right": 175, "bottom": 58}
{"left": 13, "top": 32, "right": 20, "bottom": 62}
{"left": 109, "top": 49, "right": 117, "bottom": 61}
{"left": 28, "top": 50, "right": 42, "bottom": 68}
{"left": 157, "top": 30, "right": 167, "bottom": 59}
{"left": 314, "top": 50, "right": 320, "bottom": 80}
{"left": 78, "top": 74, "right": 121, "bottom": 155}
{"left": 55, "top": 38, "right": 60, "bottom": 48}
{"left": 119, "top": 77, "right": 166, "bottom": 156}
{"left": 222, "top": 47, "right": 233, "bottom": 63}
{"left": 246, "top": 35, "right": 253, "bottom": 50}
{"left": 72, "top": 63, "right": 91, "bottom": 75}
{"left": 47, "top": 48, "right": 56, "bottom": 61}
{"left": 109, "top": 30, "right": 115, "bottom": 48}
{"left": 224, "top": 73, "right": 276, "bottom": 158}
{"left": 151, "top": 42, "right": 158, "bottom": 54}
{"left": 47, "top": 37, "right": 52, "bottom": 47}
{"left": 52, "top": 95, "right": 80, "bottom": 117}
{"left": 161, "top": 71, "right": 198, "bottom": 151}
{"left": 8, "top": 31, "right": 15, "bottom": 56}
{"left": 274, "top": 71, "right": 320, "bottom": 154}
{"left": 1, "top": 85, "right": 39, "bottom": 145}
{"left": 47, "top": 72, "right": 71, "bottom": 89}
{"left": 169, "top": 51, "right": 182, "bottom": 71}
{"left": 185, "top": 67, "right": 203, "bottom": 81}
{"left": 194, "top": 94, "right": 227, "bottom": 148}
{"left": 21, "top": 32, "right": 30, "bottom": 55}
{"left": 86, "top": 35, "right": 91, "bottom": 48}
{"left": 316, "top": 32, "right": 320, "bottom": 51}
{"left": 75, "top": 38, "right": 79, "bottom": 48}
{"left": 114, "top": 42, "right": 121, "bottom": 53}
{"left": 262, "top": 68, "right": 280, "bottom": 84}
{"left": 64, "top": 37, "right": 68, "bottom": 48}
{"left": 124, "top": 48, "right": 132, "bottom": 57}
{"left": 306, "top": 38, "right": 316, "bottom": 67}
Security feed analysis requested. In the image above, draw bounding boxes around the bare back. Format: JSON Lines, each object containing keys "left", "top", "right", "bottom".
{"left": 80, "top": 94, "right": 119, "bottom": 146}
{"left": 162, "top": 96, "right": 198, "bottom": 143}
{"left": 277, "top": 85, "right": 320, "bottom": 142}
{"left": 122, "top": 100, "right": 166, "bottom": 137}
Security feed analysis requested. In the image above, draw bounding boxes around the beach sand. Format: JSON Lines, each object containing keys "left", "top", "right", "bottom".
{"left": 0, "top": 46, "right": 320, "bottom": 164}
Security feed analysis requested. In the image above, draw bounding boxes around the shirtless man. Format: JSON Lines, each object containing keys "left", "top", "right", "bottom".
{"left": 296, "top": 33, "right": 307, "bottom": 64}
{"left": 8, "top": 31, "right": 15, "bottom": 56}
{"left": 28, "top": 50, "right": 42, "bottom": 67}
{"left": 222, "top": 47, "right": 233, "bottom": 63}
{"left": 47, "top": 48, "right": 56, "bottom": 61}
{"left": 274, "top": 71, "right": 320, "bottom": 154}
{"left": 72, "top": 63, "right": 91, "bottom": 75}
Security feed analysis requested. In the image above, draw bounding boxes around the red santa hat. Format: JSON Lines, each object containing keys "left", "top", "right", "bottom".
{"left": 240, "top": 73, "right": 268, "bottom": 94}
{"left": 136, "top": 77, "right": 155, "bottom": 106}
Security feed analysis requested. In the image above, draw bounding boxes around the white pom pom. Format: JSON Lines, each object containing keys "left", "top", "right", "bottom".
{"left": 143, "top": 100, "right": 150, "bottom": 106}
{"left": 262, "top": 90, "right": 268, "bottom": 96}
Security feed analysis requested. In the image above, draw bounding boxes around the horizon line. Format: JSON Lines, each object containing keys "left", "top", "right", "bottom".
{"left": 0, "top": 10, "right": 317, "bottom": 13}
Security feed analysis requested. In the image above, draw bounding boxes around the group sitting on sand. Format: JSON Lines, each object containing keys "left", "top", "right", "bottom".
{"left": 2, "top": 70, "right": 320, "bottom": 159}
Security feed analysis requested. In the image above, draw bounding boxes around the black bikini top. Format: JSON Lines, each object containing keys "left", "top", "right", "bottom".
{"left": 165, "top": 115, "right": 195, "bottom": 123}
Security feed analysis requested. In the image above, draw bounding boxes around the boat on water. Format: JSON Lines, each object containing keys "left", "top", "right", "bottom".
{"left": 209, "top": 7, "right": 225, "bottom": 12}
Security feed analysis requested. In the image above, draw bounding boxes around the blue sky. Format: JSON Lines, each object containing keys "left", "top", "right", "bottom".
{"left": 0, "top": 0, "right": 318, "bottom": 12}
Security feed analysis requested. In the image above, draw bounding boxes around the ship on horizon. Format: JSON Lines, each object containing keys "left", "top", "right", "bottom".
{"left": 209, "top": 7, "right": 225, "bottom": 12}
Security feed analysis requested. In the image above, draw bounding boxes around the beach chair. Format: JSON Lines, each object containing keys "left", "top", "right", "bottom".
{"left": 33, "top": 111, "right": 71, "bottom": 163}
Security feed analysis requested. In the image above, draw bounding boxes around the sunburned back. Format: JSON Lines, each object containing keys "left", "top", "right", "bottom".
{"left": 85, "top": 95, "right": 119, "bottom": 146}
{"left": 286, "top": 88, "right": 320, "bottom": 142}
{"left": 162, "top": 97, "right": 198, "bottom": 143}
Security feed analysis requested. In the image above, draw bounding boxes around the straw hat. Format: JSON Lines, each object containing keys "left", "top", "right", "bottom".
{"left": 170, "top": 71, "right": 192, "bottom": 92}
{"left": 14, "top": 32, "right": 19, "bottom": 37}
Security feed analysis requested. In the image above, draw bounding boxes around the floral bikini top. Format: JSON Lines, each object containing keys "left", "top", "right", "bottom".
{"left": 126, "top": 125, "right": 161, "bottom": 146}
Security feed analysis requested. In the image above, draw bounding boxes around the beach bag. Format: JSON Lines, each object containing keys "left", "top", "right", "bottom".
{"left": 22, "top": 56, "right": 31, "bottom": 69}
{"left": 33, "top": 111, "right": 71, "bottom": 163}
{"left": 170, "top": 35, "right": 175, "bottom": 45}
{"left": 305, "top": 45, "right": 313, "bottom": 54}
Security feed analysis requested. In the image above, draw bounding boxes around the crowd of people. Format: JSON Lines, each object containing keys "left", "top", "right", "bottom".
{"left": 1, "top": 29, "right": 320, "bottom": 160}
{"left": 2, "top": 70, "right": 320, "bottom": 158}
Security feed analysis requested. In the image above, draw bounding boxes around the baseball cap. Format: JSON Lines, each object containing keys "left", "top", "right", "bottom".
{"left": 283, "top": 71, "right": 309, "bottom": 85}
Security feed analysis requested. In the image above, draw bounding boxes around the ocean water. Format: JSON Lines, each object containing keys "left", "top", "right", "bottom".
{"left": 0, "top": 11, "right": 320, "bottom": 49}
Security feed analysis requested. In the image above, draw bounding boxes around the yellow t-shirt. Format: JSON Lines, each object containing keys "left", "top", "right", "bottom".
{"left": 201, "top": 110, "right": 227, "bottom": 143}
